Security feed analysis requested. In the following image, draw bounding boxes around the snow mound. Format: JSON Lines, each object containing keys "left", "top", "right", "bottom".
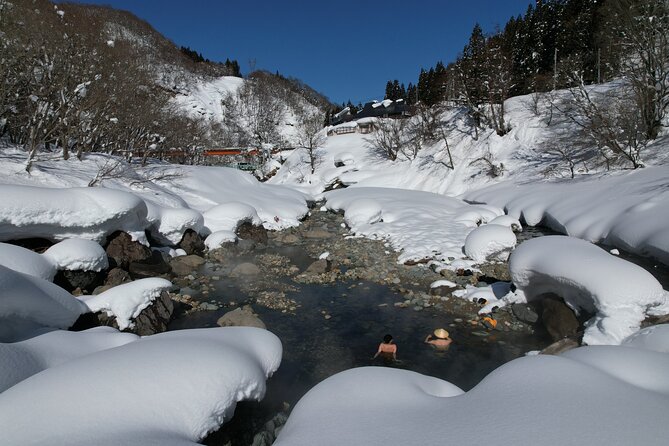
{"left": 145, "top": 202, "right": 204, "bottom": 245}
{"left": 0, "top": 242, "right": 57, "bottom": 281}
{"left": 275, "top": 337, "right": 669, "bottom": 446}
{"left": 464, "top": 224, "right": 517, "bottom": 263}
{"left": 508, "top": 236, "right": 669, "bottom": 345}
{"left": 79, "top": 278, "right": 172, "bottom": 330}
{"left": 0, "top": 327, "right": 137, "bottom": 392}
{"left": 0, "top": 327, "right": 282, "bottom": 446}
{"left": 0, "top": 185, "right": 148, "bottom": 243}
{"left": 203, "top": 202, "right": 261, "bottom": 234}
{"left": 327, "top": 187, "right": 503, "bottom": 265}
{"left": 43, "top": 238, "right": 108, "bottom": 272}
{"left": 205, "top": 231, "right": 237, "bottom": 250}
{"left": 622, "top": 324, "right": 669, "bottom": 353}
{"left": 334, "top": 152, "right": 355, "bottom": 166}
{"left": 0, "top": 264, "right": 87, "bottom": 342}
{"left": 488, "top": 214, "right": 522, "bottom": 231}
{"left": 343, "top": 199, "right": 383, "bottom": 227}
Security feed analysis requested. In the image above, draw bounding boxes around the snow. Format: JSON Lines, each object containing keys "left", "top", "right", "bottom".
{"left": 0, "top": 242, "right": 57, "bottom": 281}
{"left": 465, "top": 166, "right": 669, "bottom": 265}
{"left": 43, "top": 238, "right": 108, "bottom": 272}
{"left": 145, "top": 202, "right": 204, "bottom": 245}
{"left": 0, "top": 327, "right": 282, "bottom": 446}
{"left": 326, "top": 187, "right": 502, "bottom": 265}
{"left": 78, "top": 278, "right": 172, "bottom": 330}
{"left": 0, "top": 264, "right": 87, "bottom": 342}
{"left": 464, "top": 224, "right": 517, "bottom": 263}
{"left": 0, "top": 327, "right": 138, "bottom": 392}
{"left": 170, "top": 76, "right": 244, "bottom": 122}
{"left": 275, "top": 331, "right": 669, "bottom": 446}
{"left": 488, "top": 214, "right": 522, "bottom": 231}
{"left": 622, "top": 324, "right": 669, "bottom": 353}
{"left": 430, "top": 279, "right": 456, "bottom": 288}
{"left": 0, "top": 184, "right": 149, "bottom": 244}
{"left": 507, "top": 236, "right": 669, "bottom": 345}
{"left": 204, "top": 231, "right": 237, "bottom": 250}
{"left": 203, "top": 202, "right": 261, "bottom": 234}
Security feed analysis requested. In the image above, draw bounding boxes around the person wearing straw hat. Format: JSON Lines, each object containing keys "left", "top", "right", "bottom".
{"left": 425, "top": 328, "right": 452, "bottom": 350}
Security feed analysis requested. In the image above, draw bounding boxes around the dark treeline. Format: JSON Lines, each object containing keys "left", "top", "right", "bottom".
{"left": 386, "top": 0, "right": 611, "bottom": 107}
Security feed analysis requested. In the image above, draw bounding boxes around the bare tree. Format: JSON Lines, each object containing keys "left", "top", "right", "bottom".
{"left": 295, "top": 109, "right": 326, "bottom": 174}
{"left": 367, "top": 118, "right": 406, "bottom": 161}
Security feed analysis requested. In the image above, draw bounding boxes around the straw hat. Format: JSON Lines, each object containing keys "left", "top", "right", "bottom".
{"left": 433, "top": 328, "right": 449, "bottom": 339}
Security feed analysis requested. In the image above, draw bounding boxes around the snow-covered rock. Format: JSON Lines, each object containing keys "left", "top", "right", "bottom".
{"left": 0, "top": 327, "right": 282, "bottom": 446}
{"left": 488, "top": 214, "right": 522, "bottom": 231}
{"left": 0, "top": 242, "right": 57, "bottom": 281}
{"left": 78, "top": 278, "right": 173, "bottom": 330}
{"left": 275, "top": 330, "right": 669, "bottom": 446}
{"left": 203, "top": 202, "right": 262, "bottom": 234}
{"left": 145, "top": 201, "right": 204, "bottom": 245}
{"left": 343, "top": 198, "right": 383, "bottom": 227}
{"left": 464, "top": 224, "right": 517, "bottom": 263}
{"left": 0, "top": 264, "right": 87, "bottom": 342}
{"left": 43, "top": 238, "right": 108, "bottom": 272}
{"left": 508, "top": 236, "right": 669, "bottom": 345}
{"left": 205, "top": 231, "right": 237, "bottom": 250}
{"left": 0, "top": 185, "right": 149, "bottom": 243}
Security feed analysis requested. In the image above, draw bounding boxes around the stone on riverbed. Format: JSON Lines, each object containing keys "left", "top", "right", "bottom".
{"left": 169, "top": 254, "right": 206, "bottom": 276}
{"left": 542, "top": 296, "right": 580, "bottom": 341}
{"left": 511, "top": 303, "right": 539, "bottom": 324}
{"left": 304, "top": 228, "right": 331, "bottom": 239}
{"left": 236, "top": 221, "right": 268, "bottom": 245}
{"left": 232, "top": 262, "right": 261, "bottom": 276}
{"left": 178, "top": 229, "right": 205, "bottom": 255}
{"left": 305, "top": 259, "right": 331, "bottom": 274}
{"left": 217, "top": 305, "right": 266, "bottom": 329}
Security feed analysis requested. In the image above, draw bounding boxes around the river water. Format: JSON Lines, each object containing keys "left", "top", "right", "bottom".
{"left": 167, "top": 210, "right": 558, "bottom": 445}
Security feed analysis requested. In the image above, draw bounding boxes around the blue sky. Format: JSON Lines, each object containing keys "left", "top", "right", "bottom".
{"left": 64, "top": 0, "right": 533, "bottom": 104}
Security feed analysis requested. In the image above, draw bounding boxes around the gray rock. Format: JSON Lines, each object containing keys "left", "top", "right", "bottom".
{"left": 542, "top": 296, "right": 580, "bottom": 341}
{"left": 54, "top": 269, "right": 103, "bottom": 293}
{"left": 236, "top": 221, "right": 268, "bottom": 245}
{"left": 105, "top": 231, "right": 151, "bottom": 269}
{"left": 282, "top": 234, "right": 300, "bottom": 244}
{"left": 236, "top": 239, "right": 257, "bottom": 253}
{"left": 512, "top": 303, "right": 539, "bottom": 324}
{"left": 169, "top": 255, "right": 206, "bottom": 276}
{"left": 217, "top": 305, "right": 266, "bottom": 329}
{"left": 304, "top": 228, "right": 331, "bottom": 239}
{"left": 104, "top": 267, "right": 131, "bottom": 287}
{"left": 178, "top": 229, "right": 205, "bottom": 255}
{"left": 199, "top": 302, "right": 219, "bottom": 311}
{"left": 129, "top": 251, "right": 171, "bottom": 279}
{"left": 540, "top": 337, "right": 580, "bottom": 355}
{"left": 305, "top": 259, "right": 331, "bottom": 274}
{"left": 231, "top": 262, "right": 260, "bottom": 276}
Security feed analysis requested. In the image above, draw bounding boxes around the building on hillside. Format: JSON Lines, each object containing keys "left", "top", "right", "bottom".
{"left": 330, "top": 107, "right": 353, "bottom": 126}
{"left": 329, "top": 99, "right": 409, "bottom": 127}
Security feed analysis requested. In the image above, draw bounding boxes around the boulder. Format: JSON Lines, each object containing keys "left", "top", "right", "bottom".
{"left": 236, "top": 221, "right": 268, "bottom": 245}
{"left": 282, "top": 234, "right": 300, "bottom": 244}
{"left": 231, "top": 262, "right": 260, "bottom": 276}
{"left": 169, "top": 255, "right": 206, "bottom": 276}
{"left": 305, "top": 259, "right": 331, "bottom": 275}
{"left": 217, "top": 305, "right": 266, "bottom": 329}
{"left": 97, "top": 290, "right": 174, "bottom": 335}
{"left": 104, "top": 267, "right": 131, "bottom": 287}
{"left": 511, "top": 303, "right": 539, "bottom": 324}
{"left": 179, "top": 229, "right": 205, "bottom": 256}
{"left": 53, "top": 269, "right": 104, "bottom": 293}
{"left": 541, "top": 297, "right": 580, "bottom": 341}
{"left": 129, "top": 251, "right": 171, "bottom": 279}
{"left": 105, "top": 231, "right": 151, "bottom": 269}
{"left": 236, "top": 239, "right": 257, "bottom": 253}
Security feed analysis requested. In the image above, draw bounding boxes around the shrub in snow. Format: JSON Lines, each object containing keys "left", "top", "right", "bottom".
{"left": 0, "top": 327, "right": 282, "bottom": 446}
{"left": 205, "top": 231, "right": 237, "bottom": 250}
{"left": 0, "top": 242, "right": 57, "bottom": 281}
{"left": 0, "top": 185, "right": 148, "bottom": 243}
{"left": 0, "top": 265, "right": 87, "bottom": 342}
{"left": 488, "top": 214, "right": 522, "bottom": 231}
{"left": 343, "top": 199, "right": 383, "bottom": 227}
{"left": 508, "top": 236, "right": 669, "bottom": 345}
{"left": 78, "top": 278, "right": 172, "bottom": 330}
{"left": 464, "top": 224, "right": 517, "bottom": 263}
{"left": 43, "top": 238, "right": 108, "bottom": 272}
{"left": 203, "top": 202, "right": 262, "bottom": 235}
{"left": 275, "top": 331, "right": 669, "bottom": 446}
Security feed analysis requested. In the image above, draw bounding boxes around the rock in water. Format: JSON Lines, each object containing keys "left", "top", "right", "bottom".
{"left": 540, "top": 337, "right": 579, "bottom": 355}
{"left": 217, "top": 305, "right": 266, "bottom": 329}
{"left": 179, "top": 229, "right": 205, "bottom": 255}
{"left": 305, "top": 259, "right": 331, "bottom": 275}
{"left": 96, "top": 290, "right": 174, "bottom": 335}
{"left": 105, "top": 231, "right": 151, "bottom": 269}
{"left": 512, "top": 303, "right": 539, "bottom": 324}
{"left": 129, "top": 251, "right": 171, "bottom": 279}
{"left": 231, "top": 262, "right": 261, "bottom": 276}
{"left": 169, "top": 255, "right": 206, "bottom": 276}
